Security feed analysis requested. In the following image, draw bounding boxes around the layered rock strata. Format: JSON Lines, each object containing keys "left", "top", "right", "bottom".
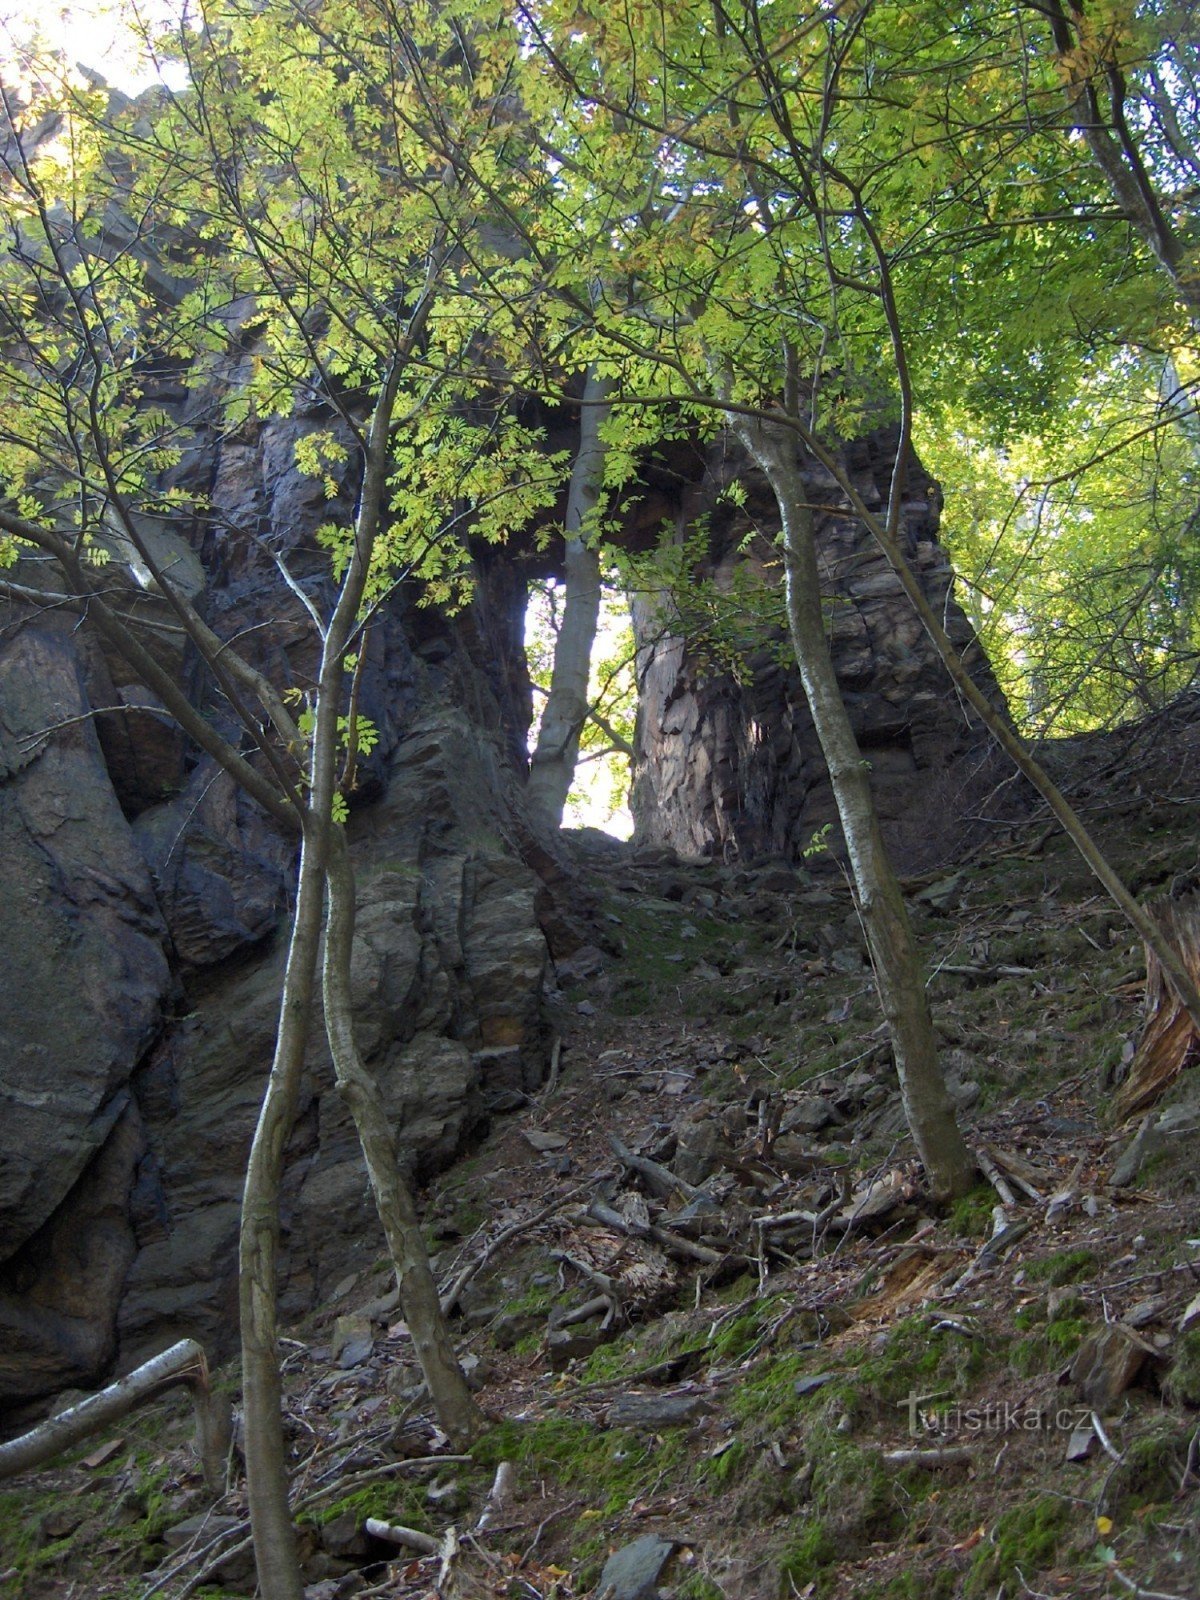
{"left": 630, "top": 429, "right": 1010, "bottom": 871}
{"left": 0, "top": 400, "right": 556, "bottom": 1415}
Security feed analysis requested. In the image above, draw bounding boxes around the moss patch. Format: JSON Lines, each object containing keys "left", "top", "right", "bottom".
{"left": 965, "top": 1496, "right": 1072, "bottom": 1597}
{"left": 1164, "top": 1327, "right": 1200, "bottom": 1407}
{"left": 1024, "top": 1248, "right": 1097, "bottom": 1286}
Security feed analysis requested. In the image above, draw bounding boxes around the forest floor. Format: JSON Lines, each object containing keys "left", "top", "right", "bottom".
{"left": 5, "top": 702, "right": 1200, "bottom": 1600}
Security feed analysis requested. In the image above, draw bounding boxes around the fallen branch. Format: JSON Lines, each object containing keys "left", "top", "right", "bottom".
{"left": 976, "top": 1146, "right": 1017, "bottom": 1209}
{"left": 551, "top": 1251, "right": 622, "bottom": 1328}
{"left": 475, "top": 1461, "right": 516, "bottom": 1533}
{"left": 880, "top": 1447, "right": 972, "bottom": 1467}
{"left": 987, "top": 1147, "right": 1046, "bottom": 1203}
{"left": 947, "top": 1218, "right": 1034, "bottom": 1293}
{"left": 439, "top": 1185, "right": 590, "bottom": 1316}
{"left": 1090, "top": 1410, "right": 1125, "bottom": 1466}
{"left": 609, "top": 1134, "right": 711, "bottom": 1204}
{"left": 930, "top": 964, "right": 1035, "bottom": 980}
{"left": 585, "top": 1199, "right": 729, "bottom": 1267}
{"left": 538, "top": 1035, "right": 564, "bottom": 1102}
{"left": 1045, "top": 1155, "right": 1087, "bottom": 1223}
{"left": 364, "top": 1518, "right": 439, "bottom": 1555}
{"left": 157, "top": 1527, "right": 256, "bottom": 1600}
{"left": 437, "top": 1524, "right": 462, "bottom": 1591}
{"left": 0, "top": 1339, "right": 230, "bottom": 1495}
{"left": 556, "top": 1293, "right": 615, "bottom": 1328}
{"left": 145, "top": 1454, "right": 473, "bottom": 1596}
{"left": 1107, "top": 1564, "right": 1195, "bottom": 1600}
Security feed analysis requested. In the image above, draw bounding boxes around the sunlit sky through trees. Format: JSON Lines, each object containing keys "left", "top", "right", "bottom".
{"left": 2, "top": 2, "right": 638, "bottom": 835}
{"left": 1, "top": 0, "right": 186, "bottom": 90}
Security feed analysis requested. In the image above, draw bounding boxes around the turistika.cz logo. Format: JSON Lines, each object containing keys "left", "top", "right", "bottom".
{"left": 902, "top": 1392, "right": 1090, "bottom": 1437}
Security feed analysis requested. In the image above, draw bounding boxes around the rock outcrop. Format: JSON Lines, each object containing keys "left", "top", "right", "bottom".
{"left": 0, "top": 394, "right": 560, "bottom": 1418}
{"left": 630, "top": 429, "right": 1010, "bottom": 871}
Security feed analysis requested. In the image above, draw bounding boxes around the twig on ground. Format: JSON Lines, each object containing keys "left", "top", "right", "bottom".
{"left": 976, "top": 1146, "right": 1018, "bottom": 1208}
{"left": 475, "top": 1461, "right": 515, "bottom": 1533}
{"left": 439, "top": 1184, "right": 591, "bottom": 1316}
{"left": 880, "top": 1447, "right": 972, "bottom": 1467}
{"left": 1180, "top": 1424, "right": 1200, "bottom": 1491}
{"left": 538, "top": 1034, "right": 563, "bottom": 1101}
{"left": 1107, "top": 1564, "right": 1195, "bottom": 1600}
{"left": 1090, "top": 1411, "right": 1125, "bottom": 1465}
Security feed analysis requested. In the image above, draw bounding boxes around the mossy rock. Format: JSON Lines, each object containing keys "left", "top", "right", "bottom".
{"left": 778, "top": 1520, "right": 839, "bottom": 1596}
{"left": 949, "top": 1184, "right": 996, "bottom": 1239}
{"left": 1101, "top": 1422, "right": 1193, "bottom": 1518}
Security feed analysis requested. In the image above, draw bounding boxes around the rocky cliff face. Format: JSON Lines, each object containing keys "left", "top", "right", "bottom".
{"left": 629, "top": 429, "right": 1009, "bottom": 871}
{"left": 0, "top": 391, "right": 564, "bottom": 1417}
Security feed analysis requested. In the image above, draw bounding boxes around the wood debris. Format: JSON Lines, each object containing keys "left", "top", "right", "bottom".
{"left": 1115, "top": 894, "right": 1200, "bottom": 1119}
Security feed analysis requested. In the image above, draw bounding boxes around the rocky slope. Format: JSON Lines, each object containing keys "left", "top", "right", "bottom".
{"left": 2, "top": 701, "right": 1199, "bottom": 1600}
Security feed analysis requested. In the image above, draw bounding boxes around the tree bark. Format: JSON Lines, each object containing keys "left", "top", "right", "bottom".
{"left": 238, "top": 818, "right": 325, "bottom": 1600}
{"left": 322, "top": 827, "right": 483, "bottom": 1446}
{"left": 527, "top": 369, "right": 612, "bottom": 827}
{"left": 735, "top": 415, "right": 976, "bottom": 1200}
{"left": 0, "top": 1339, "right": 230, "bottom": 1494}
{"left": 1038, "top": 0, "right": 1199, "bottom": 320}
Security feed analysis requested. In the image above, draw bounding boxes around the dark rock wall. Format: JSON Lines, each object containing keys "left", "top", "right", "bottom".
{"left": 0, "top": 391, "right": 558, "bottom": 1415}
{"left": 630, "top": 429, "right": 1010, "bottom": 871}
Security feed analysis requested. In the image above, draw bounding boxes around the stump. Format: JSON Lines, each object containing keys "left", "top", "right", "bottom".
{"left": 1115, "top": 894, "right": 1200, "bottom": 1119}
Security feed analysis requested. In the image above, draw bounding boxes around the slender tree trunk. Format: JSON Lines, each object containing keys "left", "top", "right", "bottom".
{"left": 239, "top": 817, "right": 325, "bottom": 1600}
{"left": 736, "top": 416, "right": 976, "bottom": 1200}
{"left": 527, "top": 370, "right": 612, "bottom": 827}
{"left": 238, "top": 367, "right": 401, "bottom": 1600}
{"left": 1038, "top": 0, "right": 1199, "bottom": 320}
{"left": 322, "top": 828, "right": 483, "bottom": 1445}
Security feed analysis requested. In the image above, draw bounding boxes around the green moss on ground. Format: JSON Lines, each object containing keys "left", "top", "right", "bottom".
{"left": 964, "top": 1496, "right": 1073, "bottom": 1597}
{"left": 1024, "top": 1248, "right": 1097, "bottom": 1286}
{"left": 1165, "top": 1327, "right": 1200, "bottom": 1406}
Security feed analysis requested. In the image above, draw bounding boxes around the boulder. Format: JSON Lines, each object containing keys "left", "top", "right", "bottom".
{"left": 594, "top": 1535, "right": 679, "bottom": 1600}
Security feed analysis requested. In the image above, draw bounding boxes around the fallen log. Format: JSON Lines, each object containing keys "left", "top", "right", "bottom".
{"left": 585, "top": 1198, "right": 729, "bottom": 1267}
{"left": 364, "top": 1517, "right": 439, "bottom": 1555}
{"left": 609, "top": 1135, "right": 712, "bottom": 1204}
{"left": 0, "top": 1339, "right": 231, "bottom": 1494}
